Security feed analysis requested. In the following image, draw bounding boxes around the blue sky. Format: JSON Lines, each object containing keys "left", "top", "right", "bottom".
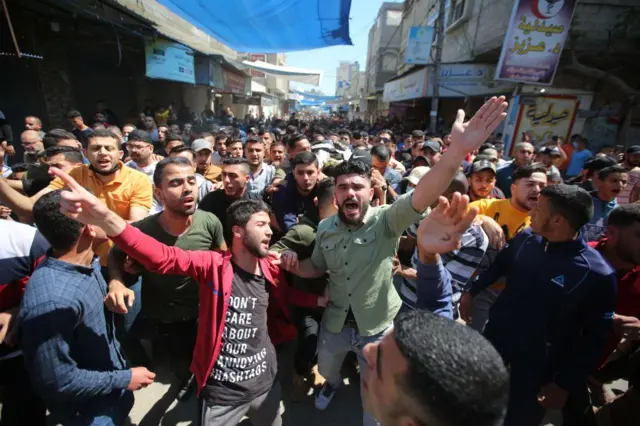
{"left": 287, "top": 0, "right": 403, "bottom": 95}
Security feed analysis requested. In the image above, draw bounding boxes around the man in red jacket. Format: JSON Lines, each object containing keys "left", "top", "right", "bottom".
{"left": 48, "top": 166, "right": 326, "bottom": 426}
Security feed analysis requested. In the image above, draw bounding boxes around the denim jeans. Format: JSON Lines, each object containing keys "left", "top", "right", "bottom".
{"left": 70, "top": 390, "right": 134, "bottom": 426}
{"left": 317, "top": 323, "right": 392, "bottom": 426}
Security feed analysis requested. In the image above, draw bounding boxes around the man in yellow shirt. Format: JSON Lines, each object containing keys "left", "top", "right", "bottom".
{"left": 461, "top": 163, "right": 548, "bottom": 331}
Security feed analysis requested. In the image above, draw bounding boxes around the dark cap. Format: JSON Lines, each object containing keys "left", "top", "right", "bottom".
{"left": 412, "top": 155, "right": 431, "bottom": 167}
{"left": 470, "top": 159, "right": 497, "bottom": 175}
{"left": 422, "top": 139, "right": 443, "bottom": 154}
{"left": 349, "top": 150, "right": 372, "bottom": 167}
{"left": 127, "top": 129, "right": 152, "bottom": 144}
{"left": 626, "top": 145, "right": 640, "bottom": 154}
{"left": 542, "top": 146, "right": 563, "bottom": 157}
{"left": 411, "top": 130, "right": 425, "bottom": 139}
{"left": 585, "top": 156, "right": 617, "bottom": 173}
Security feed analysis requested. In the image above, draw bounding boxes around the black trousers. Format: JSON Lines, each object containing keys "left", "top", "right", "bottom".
{"left": 0, "top": 354, "right": 46, "bottom": 426}
{"left": 293, "top": 308, "right": 323, "bottom": 377}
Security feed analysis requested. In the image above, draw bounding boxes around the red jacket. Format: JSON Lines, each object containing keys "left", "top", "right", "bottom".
{"left": 112, "top": 224, "right": 318, "bottom": 393}
{"left": 589, "top": 239, "right": 640, "bottom": 367}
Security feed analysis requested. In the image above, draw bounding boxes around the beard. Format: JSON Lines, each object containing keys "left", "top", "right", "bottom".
{"left": 243, "top": 233, "right": 269, "bottom": 258}
{"left": 338, "top": 198, "right": 369, "bottom": 226}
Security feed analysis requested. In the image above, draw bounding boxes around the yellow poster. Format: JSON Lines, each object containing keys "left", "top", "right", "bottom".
{"left": 513, "top": 95, "right": 579, "bottom": 146}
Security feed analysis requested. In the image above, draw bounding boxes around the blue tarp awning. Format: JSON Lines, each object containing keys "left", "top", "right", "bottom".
{"left": 156, "top": 0, "right": 353, "bottom": 53}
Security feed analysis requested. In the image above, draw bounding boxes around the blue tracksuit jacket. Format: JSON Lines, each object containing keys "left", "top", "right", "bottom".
{"left": 470, "top": 228, "right": 617, "bottom": 391}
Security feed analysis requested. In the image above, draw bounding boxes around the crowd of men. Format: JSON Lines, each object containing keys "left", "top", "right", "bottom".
{"left": 0, "top": 97, "right": 638, "bottom": 426}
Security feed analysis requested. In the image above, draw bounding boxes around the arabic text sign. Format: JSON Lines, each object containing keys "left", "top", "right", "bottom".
{"left": 495, "top": 0, "right": 577, "bottom": 85}
{"left": 383, "top": 67, "right": 428, "bottom": 102}
{"left": 430, "top": 64, "right": 515, "bottom": 97}
{"left": 405, "top": 26, "right": 434, "bottom": 65}
{"left": 513, "top": 96, "right": 579, "bottom": 146}
{"left": 145, "top": 39, "right": 195, "bottom": 84}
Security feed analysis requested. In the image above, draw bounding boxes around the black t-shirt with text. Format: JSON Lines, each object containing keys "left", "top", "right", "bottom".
{"left": 201, "top": 263, "right": 277, "bottom": 406}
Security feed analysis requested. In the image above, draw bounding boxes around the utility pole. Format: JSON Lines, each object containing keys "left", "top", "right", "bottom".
{"left": 429, "top": 0, "right": 447, "bottom": 133}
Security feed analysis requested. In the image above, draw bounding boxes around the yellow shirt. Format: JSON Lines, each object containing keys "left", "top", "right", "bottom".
{"left": 48, "top": 162, "right": 153, "bottom": 265}
{"left": 470, "top": 198, "right": 530, "bottom": 290}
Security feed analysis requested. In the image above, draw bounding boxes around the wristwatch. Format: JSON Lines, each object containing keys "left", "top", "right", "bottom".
{"left": 380, "top": 184, "right": 388, "bottom": 191}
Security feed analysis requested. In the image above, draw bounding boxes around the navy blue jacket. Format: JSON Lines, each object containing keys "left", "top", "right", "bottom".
{"left": 471, "top": 228, "right": 617, "bottom": 391}
{"left": 272, "top": 174, "right": 318, "bottom": 232}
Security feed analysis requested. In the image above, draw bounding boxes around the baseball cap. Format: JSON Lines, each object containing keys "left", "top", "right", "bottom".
{"left": 470, "top": 159, "right": 497, "bottom": 175}
{"left": 626, "top": 145, "right": 640, "bottom": 154}
{"left": 349, "top": 150, "right": 372, "bottom": 167}
{"left": 542, "top": 146, "right": 563, "bottom": 157}
{"left": 404, "top": 166, "right": 430, "bottom": 185}
{"left": 412, "top": 155, "right": 431, "bottom": 167}
{"left": 191, "top": 138, "right": 212, "bottom": 153}
{"left": 127, "top": 129, "right": 152, "bottom": 144}
{"left": 422, "top": 140, "right": 442, "bottom": 154}
{"left": 482, "top": 148, "right": 499, "bottom": 160}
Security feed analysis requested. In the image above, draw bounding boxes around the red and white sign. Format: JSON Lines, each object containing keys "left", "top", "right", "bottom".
{"left": 248, "top": 54, "right": 266, "bottom": 78}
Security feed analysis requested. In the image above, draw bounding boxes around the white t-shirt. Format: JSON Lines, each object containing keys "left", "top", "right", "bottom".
{"left": 125, "top": 160, "right": 157, "bottom": 183}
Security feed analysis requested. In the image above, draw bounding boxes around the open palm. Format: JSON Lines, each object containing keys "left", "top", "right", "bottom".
{"left": 417, "top": 193, "right": 479, "bottom": 255}
{"left": 450, "top": 96, "right": 508, "bottom": 154}
{"left": 48, "top": 167, "right": 113, "bottom": 227}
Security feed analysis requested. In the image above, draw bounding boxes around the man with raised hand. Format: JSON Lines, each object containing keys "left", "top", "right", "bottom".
{"left": 279, "top": 97, "right": 508, "bottom": 426}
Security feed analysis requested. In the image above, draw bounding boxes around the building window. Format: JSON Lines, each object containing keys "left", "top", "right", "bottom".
{"left": 451, "top": 0, "right": 466, "bottom": 22}
{"left": 382, "top": 54, "right": 397, "bottom": 71}
{"left": 386, "top": 10, "right": 402, "bottom": 26}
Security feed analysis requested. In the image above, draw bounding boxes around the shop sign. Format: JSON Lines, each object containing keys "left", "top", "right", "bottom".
{"left": 248, "top": 54, "right": 267, "bottom": 77}
{"left": 223, "top": 69, "right": 251, "bottom": 95}
{"left": 429, "top": 64, "right": 514, "bottom": 97}
{"left": 495, "top": 0, "right": 578, "bottom": 85}
{"left": 512, "top": 95, "right": 579, "bottom": 148}
{"left": 145, "top": 39, "right": 195, "bottom": 84}
{"left": 383, "top": 68, "right": 428, "bottom": 102}
{"left": 232, "top": 94, "right": 261, "bottom": 105}
{"left": 405, "top": 26, "right": 434, "bottom": 65}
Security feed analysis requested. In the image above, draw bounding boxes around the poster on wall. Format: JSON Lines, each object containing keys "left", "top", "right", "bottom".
{"left": 405, "top": 26, "right": 434, "bottom": 64}
{"left": 145, "top": 39, "right": 195, "bottom": 84}
{"left": 495, "top": 0, "right": 578, "bottom": 85}
{"left": 248, "top": 54, "right": 267, "bottom": 78}
{"left": 512, "top": 95, "right": 580, "bottom": 151}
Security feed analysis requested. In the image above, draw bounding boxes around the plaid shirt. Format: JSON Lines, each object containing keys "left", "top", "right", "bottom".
{"left": 400, "top": 223, "right": 488, "bottom": 309}
{"left": 19, "top": 256, "right": 131, "bottom": 421}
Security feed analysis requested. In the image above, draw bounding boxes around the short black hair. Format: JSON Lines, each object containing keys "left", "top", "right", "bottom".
{"left": 43, "top": 129, "right": 77, "bottom": 149}
{"left": 445, "top": 171, "right": 469, "bottom": 196}
{"left": 333, "top": 159, "right": 371, "bottom": 182}
{"left": 540, "top": 184, "right": 594, "bottom": 231}
{"left": 270, "top": 140, "right": 285, "bottom": 149}
{"left": 164, "top": 132, "right": 184, "bottom": 145}
{"left": 215, "top": 134, "right": 228, "bottom": 143}
{"left": 169, "top": 145, "right": 195, "bottom": 159}
{"left": 225, "top": 138, "right": 243, "bottom": 148}
{"left": 607, "top": 203, "right": 640, "bottom": 228}
{"left": 153, "top": 157, "right": 192, "bottom": 187}
{"left": 86, "top": 128, "right": 121, "bottom": 148}
{"left": 66, "top": 110, "right": 82, "bottom": 119}
{"left": 291, "top": 151, "right": 319, "bottom": 169}
{"left": 370, "top": 145, "right": 391, "bottom": 162}
{"left": 9, "top": 162, "right": 36, "bottom": 174}
{"left": 245, "top": 135, "right": 263, "bottom": 145}
{"left": 288, "top": 133, "right": 308, "bottom": 149}
{"left": 394, "top": 310, "right": 508, "bottom": 426}
{"left": 598, "top": 165, "right": 627, "bottom": 181}
{"left": 512, "top": 163, "right": 547, "bottom": 182}
{"left": 338, "top": 129, "right": 352, "bottom": 137}
{"left": 45, "top": 146, "right": 83, "bottom": 164}
{"left": 584, "top": 156, "right": 617, "bottom": 178}
{"left": 226, "top": 199, "right": 272, "bottom": 244}
{"left": 316, "top": 177, "right": 336, "bottom": 209}
{"left": 222, "top": 157, "right": 251, "bottom": 174}
{"left": 33, "top": 190, "right": 84, "bottom": 252}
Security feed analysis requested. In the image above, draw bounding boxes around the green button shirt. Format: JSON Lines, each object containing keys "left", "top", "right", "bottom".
{"left": 311, "top": 193, "right": 423, "bottom": 336}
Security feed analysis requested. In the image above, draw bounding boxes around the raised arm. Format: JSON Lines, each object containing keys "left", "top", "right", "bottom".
{"left": 411, "top": 97, "right": 508, "bottom": 213}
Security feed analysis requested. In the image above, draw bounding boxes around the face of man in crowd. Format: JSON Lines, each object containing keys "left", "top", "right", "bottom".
{"left": 371, "top": 156, "right": 390, "bottom": 175}
{"left": 423, "top": 148, "right": 441, "bottom": 165}
{"left": 529, "top": 194, "right": 559, "bottom": 237}
{"left": 86, "top": 136, "right": 122, "bottom": 174}
{"left": 216, "top": 138, "right": 227, "bottom": 156}
{"left": 235, "top": 211, "right": 273, "bottom": 258}
{"left": 339, "top": 134, "right": 351, "bottom": 145}
{"left": 597, "top": 172, "right": 628, "bottom": 201}
{"left": 155, "top": 163, "right": 198, "bottom": 216}
{"left": 411, "top": 142, "right": 423, "bottom": 159}
{"left": 293, "top": 163, "right": 319, "bottom": 195}
{"left": 261, "top": 132, "right": 273, "bottom": 146}
{"left": 127, "top": 140, "right": 153, "bottom": 164}
{"left": 122, "top": 125, "right": 135, "bottom": 138}
{"left": 244, "top": 142, "right": 265, "bottom": 168}
{"left": 384, "top": 141, "right": 397, "bottom": 155}
{"left": 183, "top": 123, "right": 192, "bottom": 134}
{"left": 270, "top": 144, "right": 285, "bottom": 165}
{"left": 165, "top": 140, "right": 184, "bottom": 155}
{"left": 336, "top": 173, "right": 373, "bottom": 226}
{"left": 46, "top": 153, "right": 76, "bottom": 173}
{"left": 222, "top": 164, "right": 249, "bottom": 198}
{"left": 511, "top": 172, "right": 547, "bottom": 211}
{"left": 195, "top": 149, "right": 212, "bottom": 171}
{"left": 469, "top": 170, "right": 497, "bottom": 199}
{"left": 228, "top": 142, "right": 244, "bottom": 158}
{"left": 143, "top": 116, "right": 155, "bottom": 131}
{"left": 25, "top": 117, "right": 42, "bottom": 131}
{"left": 607, "top": 217, "right": 640, "bottom": 266}
{"left": 169, "top": 124, "right": 181, "bottom": 134}
{"left": 94, "top": 112, "right": 106, "bottom": 123}
{"left": 157, "top": 126, "right": 168, "bottom": 143}
{"left": 514, "top": 143, "right": 534, "bottom": 167}
{"left": 329, "top": 134, "right": 339, "bottom": 143}
{"left": 291, "top": 138, "right": 312, "bottom": 157}
{"left": 443, "top": 133, "right": 452, "bottom": 146}
{"left": 21, "top": 131, "right": 44, "bottom": 153}
{"left": 361, "top": 331, "right": 412, "bottom": 426}
{"left": 625, "top": 153, "right": 640, "bottom": 168}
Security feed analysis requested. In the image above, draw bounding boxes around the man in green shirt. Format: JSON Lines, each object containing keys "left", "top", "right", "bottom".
{"left": 270, "top": 177, "right": 337, "bottom": 400}
{"left": 106, "top": 157, "right": 226, "bottom": 399}
{"left": 279, "top": 96, "right": 508, "bottom": 425}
